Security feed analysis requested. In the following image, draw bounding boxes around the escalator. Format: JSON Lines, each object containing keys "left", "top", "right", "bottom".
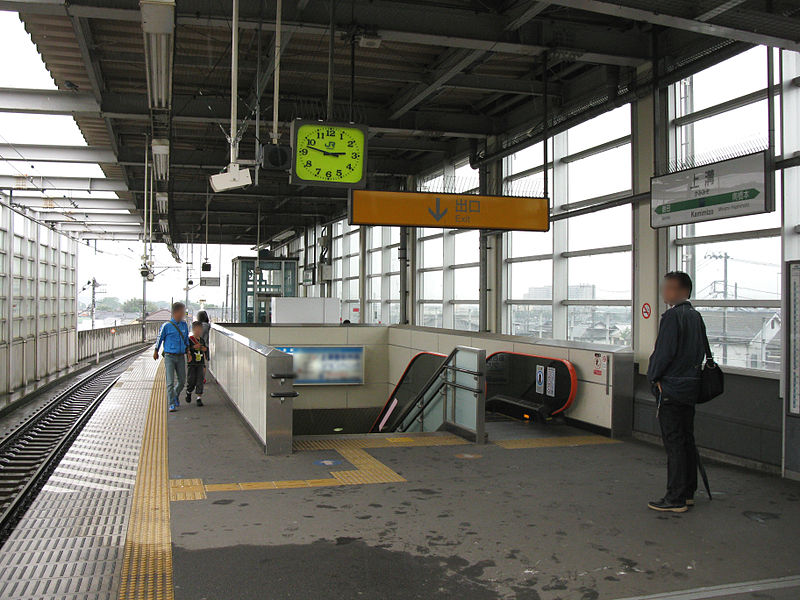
{"left": 370, "top": 352, "right": 447, "bottom": 433}
{"left": 371, "top": 350, "right": 577, "bottom": 434}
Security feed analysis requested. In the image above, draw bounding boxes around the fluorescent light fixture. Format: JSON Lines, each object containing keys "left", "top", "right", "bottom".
{"left": 158, "top": 218, "right": 169, "bottom": 232}
{"left": 140, "top": 0, "right": 175, "bottom": 110}
{"left": 151, "top": 138, "right": 169, "bottom": 180}
{"left": 358, "top": 34, "right": 382, "bottom": 48}
{"left": 156, "top": 192, "right": 168, "bottom": 213}
{"left": 209, "top": 163, "right": 252, "bottom": 192}
{"left": 272, "top": 229, "right": 295, "bottom": 242}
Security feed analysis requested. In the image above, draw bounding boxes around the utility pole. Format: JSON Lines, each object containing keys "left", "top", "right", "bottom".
{"left": 706, "top": 251, "right": 730, "bottom": 364}
{"left": 721, "top": 251, "right": 729, "bottom": 364}
{"left": 224, "top": 274, "right": 230, "bottom": 322}
{"left": 83, "top": 278, "right": 101, "bottom": 330}
{"left": 142, "top": 275, "right": 147, "bottom": 342}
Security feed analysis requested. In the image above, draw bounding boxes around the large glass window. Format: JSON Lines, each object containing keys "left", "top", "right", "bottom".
{"left": 500, "top": 104, "right": 633, "bottom": 341}
{"left": 670, "top": 46, "right": 779, "bottom": 371}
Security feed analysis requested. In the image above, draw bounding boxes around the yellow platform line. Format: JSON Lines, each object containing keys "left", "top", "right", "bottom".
{"left": 118, "top": 362, "right": 174, "bottom": 600}
{"left": 494, "top": 434, "right": 621, "bottom": 450}
{"left": 170, "top": 432, "right": 621, "bottom": 502}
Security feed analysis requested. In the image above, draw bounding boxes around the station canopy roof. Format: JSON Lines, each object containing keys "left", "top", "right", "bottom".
{"left": 1, "top": 0, "right": 798, "bottom": 246}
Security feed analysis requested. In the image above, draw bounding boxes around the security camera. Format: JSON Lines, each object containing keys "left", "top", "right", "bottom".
{"left": 140, "top": 266, "right": 150, "bottom": 278}
{"left": 187, "top": 279, "right": 194, "bottom": 286}
{"left": 209, "top": 163, "right": 252, "bottom": 192}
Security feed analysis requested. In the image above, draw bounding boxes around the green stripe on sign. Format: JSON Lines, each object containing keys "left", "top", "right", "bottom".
{"left": 654, "top": 188, "right": 760, "bottom": 215}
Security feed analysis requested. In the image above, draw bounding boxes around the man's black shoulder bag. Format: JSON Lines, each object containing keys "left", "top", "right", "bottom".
{"left": 698, "top": 317, "right": 724, "bottom": 404}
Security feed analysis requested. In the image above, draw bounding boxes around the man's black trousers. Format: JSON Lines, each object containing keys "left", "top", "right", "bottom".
{"left": 658, "top": 400, "right": 698, "bottom": 503}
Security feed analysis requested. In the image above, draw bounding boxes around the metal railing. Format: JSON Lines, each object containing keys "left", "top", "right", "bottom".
{"left": 394, "top": 346, "right": 487, "bottom": 443}
{"left": 77, "top": 321, "right": 163, "bottom": 362}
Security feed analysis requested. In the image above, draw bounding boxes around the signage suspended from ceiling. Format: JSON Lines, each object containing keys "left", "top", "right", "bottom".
{"left": 349, "top": 190, "right": 549, "bottom": 231}
{"left": 651, "top": 151, "right": 773, "bottom": 228}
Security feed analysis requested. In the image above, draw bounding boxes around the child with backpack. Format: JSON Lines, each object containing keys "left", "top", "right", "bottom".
{"left": 185, "top": 321, "right": 208, "bottom": 406}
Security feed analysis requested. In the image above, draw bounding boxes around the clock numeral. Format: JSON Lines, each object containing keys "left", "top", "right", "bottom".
{"left": 316, "top": 130, "right": 325, "bottom": 139}
{"left": 315, "top": 168, "right": 321, "bottom": 176}
{"left": 346, "top": 163, "right": 353, "bottom": 171}
{"left": 351, "top": 152, "right": 360, "bottom": 159}
{"left": 303, "top": 160, "right": 311, "bottom": 167}
{"left": 336, "top": 169, "right": 343, "bottom": 178}
{"left": 299, "top": 148, "right": 308, "bottom": 155}
{"left": 326, "top": 128, "right": 335, "bottom": 137}
{"left": 307, "top": 138, "right": 316, "bottom": 146}
{"left": 325, "top": 170, "right": 333, "bottom": 179}
{"left": 339, "top": 132, "right": 345, "bottom": 140}
{"left": 347, "top": 140, "right": 355, "bottom": 147}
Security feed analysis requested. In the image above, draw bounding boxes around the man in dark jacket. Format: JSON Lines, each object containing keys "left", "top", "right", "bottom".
{"left": 647, "top": 271, "right": 707, "bottom": 513}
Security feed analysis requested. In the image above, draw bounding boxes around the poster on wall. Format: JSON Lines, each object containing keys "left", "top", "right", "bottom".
{"left": 275, "top": 346, "right": 364, "bottom": 385}
{"left": 651, "top": 151, "right": 772, "bottom": 228}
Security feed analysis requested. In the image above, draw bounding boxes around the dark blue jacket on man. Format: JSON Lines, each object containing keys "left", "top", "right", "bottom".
{"left": 647, "top": 300, "right": 707, "bottom": 404}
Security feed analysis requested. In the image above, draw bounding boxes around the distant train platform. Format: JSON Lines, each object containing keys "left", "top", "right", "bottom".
{"left": 4, "top": 351, "right": 799, "bottom": 599}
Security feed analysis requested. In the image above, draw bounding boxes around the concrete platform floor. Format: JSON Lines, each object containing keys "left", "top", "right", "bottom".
{"left": 167, "top": 378, "right": 800, "bottom": 600}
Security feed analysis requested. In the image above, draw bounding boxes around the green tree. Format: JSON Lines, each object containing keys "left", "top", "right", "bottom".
{"left": 96, "top": 296, "right": 121, "bottom": 311}
{"left": 122, "top": 298, "right": 159, "bottom": 313}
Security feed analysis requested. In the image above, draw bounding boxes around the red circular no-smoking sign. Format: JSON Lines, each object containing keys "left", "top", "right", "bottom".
{"left": 642, "top": 303, "right": 652, "bottom": 319}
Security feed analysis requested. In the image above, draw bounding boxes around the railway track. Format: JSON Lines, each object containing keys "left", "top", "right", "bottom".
{"left": 0, "top": 346, "right": 147, "bottom": 545}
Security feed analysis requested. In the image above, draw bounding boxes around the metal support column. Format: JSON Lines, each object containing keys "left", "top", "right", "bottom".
{"left": 399, "top": 226, "right": 409, "bottom": 324}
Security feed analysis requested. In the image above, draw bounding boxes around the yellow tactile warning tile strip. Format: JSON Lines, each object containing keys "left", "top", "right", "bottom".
{"left": 169, "top": 432, "right": 621, "bottom": 502}
{"left": 169, "top": 433, "right": 468, "bottom": 501}
{"left": 494, "top": 434, "right": 621, "bottom": 450}
{"left": 169, "top": 478, "right": 206, "bottom": 501}
{"left": 118, "top": 362, "right": 174, "bottom": 600}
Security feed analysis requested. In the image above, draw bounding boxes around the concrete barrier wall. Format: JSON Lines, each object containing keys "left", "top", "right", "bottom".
{"left": 224, "top": 325, "right": 391, "bottom": 410}
{"left": 77, "top": 321, "right": 162, "bottom": 362}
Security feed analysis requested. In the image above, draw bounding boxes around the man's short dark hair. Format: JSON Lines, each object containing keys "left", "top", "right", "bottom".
{"left": 191, "top": 320, "right": 202, "bottom": 328}
{"left": 171, "top": 301, "right": 186, "bottom": 313}
{"left": 664, "top": 271, "right": 693, "bottom": 296}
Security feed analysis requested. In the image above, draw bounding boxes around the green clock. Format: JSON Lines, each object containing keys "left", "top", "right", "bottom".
{"left": 290, "top": 121, "right": 368, "bottom": 187}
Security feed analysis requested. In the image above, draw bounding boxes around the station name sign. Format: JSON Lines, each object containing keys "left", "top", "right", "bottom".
{"left": 349, "top": 190, "right": 549, "bottom": 231}
{"left": 651, "top": 151, "right": 773, "bottom": 228}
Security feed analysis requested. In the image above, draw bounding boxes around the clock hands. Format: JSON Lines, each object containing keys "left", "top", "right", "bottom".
{"left": 307, "top": 145, "right": 345, "bottom": 157}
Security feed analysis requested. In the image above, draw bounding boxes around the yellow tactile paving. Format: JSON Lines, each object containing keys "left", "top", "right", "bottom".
{"left": 204, "top": 483, "right": 242, "bottom": 492}
{"left": 494, "top": 434, "right": 621, "bottom": 449}
{"left": 169, "top": 478, "right": 206, "bottom": 501}
{"left": 169, "top": 431, "right": 622, "bottom": 502}
{"left": 118, "top": 361, "right": 174, "bottom": 600}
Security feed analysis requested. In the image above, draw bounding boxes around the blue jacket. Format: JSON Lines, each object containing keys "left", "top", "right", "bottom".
{"left": 156, "top": 319, "right": 190, "bottom": 354}
{"left": 647, "top": 301, "right": 707, "bottom": 403}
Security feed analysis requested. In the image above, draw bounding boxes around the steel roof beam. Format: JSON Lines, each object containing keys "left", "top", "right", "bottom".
{"left": 542, "top": 0, "right": 800, "bottom": 51}
{"left": 0, "top": 88, "right": 99, "bottom": 115}
{"left": 59, "top": 222, "right": 142, "bottom": 232}
{"left": 0, "top": 144, "right": 116, "bottom": 163}
{"left": 38, "top": 212, "right": 142, "bottom": 224}
{"left": 12, "top": 196, "right": 135, "bottom": 210}
{"left": 0, "top": 175, "right": 127, "bottom": 192}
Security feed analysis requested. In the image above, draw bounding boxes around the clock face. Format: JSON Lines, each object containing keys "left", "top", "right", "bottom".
{"left": 292, "top": 123, "right": 366, "bottom": 186}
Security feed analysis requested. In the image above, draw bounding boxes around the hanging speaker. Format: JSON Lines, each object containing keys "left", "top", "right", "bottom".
{"left": 261, "top": 144, "right": 291, "bottom": 170}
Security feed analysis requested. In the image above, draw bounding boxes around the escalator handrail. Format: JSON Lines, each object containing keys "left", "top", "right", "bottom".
{"left": 386, "top": 347, "right": 459, "bottom": 432}
{"left": 485, "top": 351, "right": 578, "bottom": 416}
{"left": 370, "top": 351, "right": 446, "bottom": 432}
{"left": 396, "top": 379, "right": 447, "bottom": 433}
